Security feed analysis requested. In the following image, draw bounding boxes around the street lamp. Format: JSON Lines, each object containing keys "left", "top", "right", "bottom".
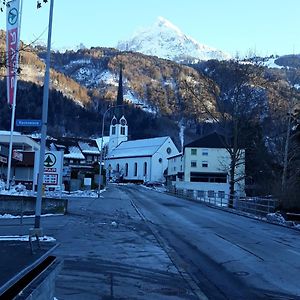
{"left": 97, "top": 104, "right": 126, "bottom": 197}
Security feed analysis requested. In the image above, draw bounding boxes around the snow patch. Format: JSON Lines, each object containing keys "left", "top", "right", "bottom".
{"left": 0, "top": 235, "right": 56, "bottom": 242}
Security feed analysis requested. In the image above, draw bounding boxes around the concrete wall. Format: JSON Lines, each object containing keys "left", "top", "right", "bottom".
{"left": 0, "top": 195, "right": 68, "bottom": 215}
{"left": 173, "top": 181, "right": 230, "bottom": 196}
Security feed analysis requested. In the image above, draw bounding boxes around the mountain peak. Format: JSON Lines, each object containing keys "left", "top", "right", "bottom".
{"left": 117, "top": 17, "right": 231, "bottom": 63}
{"left": 155, "top": 17, "right": 181, "bottom": 33}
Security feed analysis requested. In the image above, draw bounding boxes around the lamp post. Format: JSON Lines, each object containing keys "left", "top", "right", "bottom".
{"left": 97, "top": 104, "right": 126, "bottom": 197}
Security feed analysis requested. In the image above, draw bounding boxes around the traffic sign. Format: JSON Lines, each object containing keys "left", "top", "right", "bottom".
{"left": 16, "top": 119, "right": 42, "bottom": 127}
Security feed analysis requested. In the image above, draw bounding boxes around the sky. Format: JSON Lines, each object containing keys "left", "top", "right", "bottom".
{"left": 0, "top": 0, "right": 300, "bottom": 57}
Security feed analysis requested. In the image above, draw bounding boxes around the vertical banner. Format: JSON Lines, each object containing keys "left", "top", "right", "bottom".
{"left": 6, "top": 0, "right": 21, "bottom": 105}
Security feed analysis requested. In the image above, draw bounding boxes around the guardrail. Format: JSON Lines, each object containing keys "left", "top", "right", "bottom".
{"left": 167, "top": 186, "right": 278, "bottom": 218}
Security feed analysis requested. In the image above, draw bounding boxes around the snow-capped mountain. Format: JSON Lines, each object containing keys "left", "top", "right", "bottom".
{"left": 117, "top": 17, "right": 231, "bottom": 63}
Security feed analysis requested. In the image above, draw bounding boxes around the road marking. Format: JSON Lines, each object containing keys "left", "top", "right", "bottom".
{"left": 287, "top": 249, "right": 300, "bottom": 257}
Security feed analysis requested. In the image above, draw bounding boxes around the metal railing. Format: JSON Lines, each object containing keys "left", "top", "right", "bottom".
{"left": 167, "top": 186, "right": 278, "bottom": 218}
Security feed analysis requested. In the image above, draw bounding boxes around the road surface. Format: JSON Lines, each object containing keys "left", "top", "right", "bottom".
{"left": 121, "top": 184, "right": 300, "bottom": 300}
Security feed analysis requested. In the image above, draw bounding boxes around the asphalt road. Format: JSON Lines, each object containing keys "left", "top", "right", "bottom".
{"left": 45, "top": 186, "right": 197, "bottom": 300}
{"left": 121, "top": 184, "right": 300, "bottom": 300}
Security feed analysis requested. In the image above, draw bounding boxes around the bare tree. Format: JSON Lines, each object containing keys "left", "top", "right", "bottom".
{"left": 184, "top": 58, "right": 267, "bottom": 207}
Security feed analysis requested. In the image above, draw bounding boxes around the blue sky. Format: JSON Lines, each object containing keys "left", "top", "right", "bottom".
{"left": 0, "top": 0, "right": 299, "bottom": 56}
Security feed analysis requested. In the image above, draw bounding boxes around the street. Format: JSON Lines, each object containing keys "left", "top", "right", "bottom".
{"left": 122, "top": 184, "right": 300, "bottom": 300}
{"left": 1, "top": 184, "right": 300, "bottom": 299}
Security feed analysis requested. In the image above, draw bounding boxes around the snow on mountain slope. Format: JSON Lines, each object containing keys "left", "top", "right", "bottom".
{"left": 117, "top": 17, "right": 231, "bottom": 63}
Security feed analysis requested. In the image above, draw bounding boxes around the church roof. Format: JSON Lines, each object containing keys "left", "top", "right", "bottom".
{"left": 107, "top": 136, "right": 170, "bottom": 159}
{"left": 184, "top": 132, "right": 228, "bottom": 149}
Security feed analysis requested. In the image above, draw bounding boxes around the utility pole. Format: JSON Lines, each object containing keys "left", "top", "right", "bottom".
{"left": 33, "top": 0, "right": 54, "bottom": 231}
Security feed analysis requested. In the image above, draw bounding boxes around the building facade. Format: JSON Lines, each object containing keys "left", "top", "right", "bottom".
{"left": 167, "top": 132, "right": 245, "bottom": 198}
{"left": 106, "top": 128, "right": 179, "bottom": 183}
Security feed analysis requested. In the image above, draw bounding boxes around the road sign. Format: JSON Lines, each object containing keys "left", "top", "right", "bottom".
{"left": 0, "top": 156, "right": 7, "bottom": 164}
{"left": 16, "top": 119, "right": 42, "bottom": 127}
{"left": 33, "top": 151, "right": 63, "bottom": 188}
{"left": 12, "top": 150, "right": 23, "bottom": 161}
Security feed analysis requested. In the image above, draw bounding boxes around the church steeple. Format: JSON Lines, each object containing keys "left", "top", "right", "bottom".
{"left": 116, "top": 64, "right": 124, "bottom": 118}
{"left": 108, "top": 64, "right": 128, "bottom": 154}
{"left": 116, "top": 64, "right": 123, "bottom": 106}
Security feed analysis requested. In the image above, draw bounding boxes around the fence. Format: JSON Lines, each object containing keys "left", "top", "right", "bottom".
{"left": 167, "top": 186, "right": 278, "bottom": 218}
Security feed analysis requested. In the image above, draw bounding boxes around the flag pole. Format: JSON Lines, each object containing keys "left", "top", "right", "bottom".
{"left": 6, "top": 0, "right": 23, "bottom": 190}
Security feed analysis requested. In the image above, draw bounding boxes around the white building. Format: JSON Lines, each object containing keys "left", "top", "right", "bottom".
{"left": 167, "top": 132, "right": 245, "bottom": 198}
{"left": 105, "top": 115, "right": 179, "bottom": 183}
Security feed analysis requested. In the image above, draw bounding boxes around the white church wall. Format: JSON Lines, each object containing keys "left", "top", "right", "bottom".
{"left": 151, "top": 137, "right": 180, "bottom": 182}
{"left": 106, "top": 156, "right": 152, "bottom": 182}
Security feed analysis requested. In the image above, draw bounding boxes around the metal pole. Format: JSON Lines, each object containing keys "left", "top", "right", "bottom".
{"left": 97, "top": 111, "right": 106, "bottom": 197}
{"left": 34, "top": 0, "right": 54, "bottom": 229}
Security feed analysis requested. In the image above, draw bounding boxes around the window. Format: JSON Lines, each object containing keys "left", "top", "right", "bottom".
{"left": 120, "top": 126, "right": 125, "bottom": 135}
{"left": 208, "top": 190, "right": 215, "bottom": 198}
{"left": 134, "top": 162, "right": 138, "bottom": 176}
{"left": 191, "top": 148, "right": 197, "bottom": 155}
{"left": 143, "top": 162, "right": 147, "bottom": 176}
{"left": 202, "top": 150, "right": 208, "bottom": 156}
{"left": 166, "top": 147, "right": 172, "bottom": 154}
{"left": 218, "top": 191, "right": 225, "bottom": 198}
{"left": 112, "top": 126, "right": 116, "bottom": 135}
{"left": 125, "top": 163, "right": 128, "bottom": 176}
{"left": 191, "top": 161, "right": 197, "bottom": 167}
{"left": 116, "top": 164, "right": 120, "bottom": 172}
{"left": 190, "top": 172, "right": 227, "bottom": 183}
{"left": 202, "top": 161, "right": 208, "bottom": 168}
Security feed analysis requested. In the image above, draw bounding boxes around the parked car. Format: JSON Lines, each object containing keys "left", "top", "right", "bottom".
{"left": 144, "top": 181, "right": 164, "bottom": 188}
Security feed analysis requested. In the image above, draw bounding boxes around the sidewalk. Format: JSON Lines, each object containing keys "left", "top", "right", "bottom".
{"left": 40, "top": 185, "right": 197, "bottom": 299}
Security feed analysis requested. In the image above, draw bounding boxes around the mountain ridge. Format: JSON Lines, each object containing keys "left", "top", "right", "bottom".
{"left": 117, "top": 17, "right": 231, "bottom": 63}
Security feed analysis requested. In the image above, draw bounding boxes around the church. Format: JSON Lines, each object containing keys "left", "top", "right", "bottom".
{"left": 104, "top": 67, "right": 179, "bottom": 183}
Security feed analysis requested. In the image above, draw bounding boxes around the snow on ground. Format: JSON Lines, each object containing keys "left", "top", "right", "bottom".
{"left": 0, "top": 235, "right": 56, "bottom": 242}
{"left": 0, "top": 213, "right": 63, "bottom": 219}
{"left": 262, "top": 57, "right": 283, "bottom": 69}
{"left": 0, "top": 181, "right": 106, "bottom": 199}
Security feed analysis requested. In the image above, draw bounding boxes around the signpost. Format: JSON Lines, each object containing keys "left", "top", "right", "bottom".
{"left": 12, "top": 149, "right": 23, "bottom": 161}
{"left": 33, "top": 151, "right": 63, "bottom": 191}
{"left": 16, "top": 119, "right": 42, "bottom": 127}
{"left": 0, "top": 156, "right": 7, "bottom": 164}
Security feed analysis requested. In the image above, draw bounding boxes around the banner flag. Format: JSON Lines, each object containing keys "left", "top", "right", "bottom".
{"left": 6, "top": 0, "right": 21, "bottom": 105}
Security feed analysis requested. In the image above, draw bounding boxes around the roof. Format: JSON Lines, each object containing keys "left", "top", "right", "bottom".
{"left": 42, "top": 136, "right": 100, "bottom": 160}
{"left": 167, "top": 153, "right": 183, "bottom": 159}
{"left": 64, "top": 146, "right": 85, "bottom": 160}
{"left": 95, "top": 136, "right": 110, "bottom": 150}
{"left": 107, "top": 136, "right": 170, "bottom": 159}
{"left": 184, "top": 132, "right": 229, "bottom": 149}
{"left": 0, "top": 134, "right": 40, "bottom": 151}
{"left": 78, "top": 141, "right": 99, "bottom": 154}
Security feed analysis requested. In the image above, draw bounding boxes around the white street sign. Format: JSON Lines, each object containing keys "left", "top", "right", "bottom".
{"left": 34, "top": 151, "right": 63, "bottom": 190}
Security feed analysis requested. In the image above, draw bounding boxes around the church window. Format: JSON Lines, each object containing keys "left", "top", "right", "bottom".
{"left": 166, "top": 147, "right": 171, "bottom": 154}
{"left": 143, "top": 162, "right": 147, "bottom": 176}
{"left": 112, "top": 126, "right": 116, "bottom": 135}
{"left": 116, "top": 163, "right": 120, "bottom": 172}
{"left": 120, "top": 126, "right": 125, "bottom": 135}
{"left": 134, "top": 162, "right": 138, "bottom": 176}
{"left": 125, "top": 163, "right": 128, "bottom": 176}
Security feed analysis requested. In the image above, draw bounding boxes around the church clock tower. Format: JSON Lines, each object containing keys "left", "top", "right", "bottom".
{"left": 108, "top": 65, "right": 128, "bottom": 153}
